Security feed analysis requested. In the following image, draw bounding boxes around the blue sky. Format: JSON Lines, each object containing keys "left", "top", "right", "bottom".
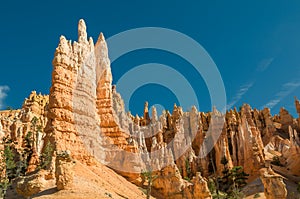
{"left": 0, "top": 1, "right": 300, "bottom": 116}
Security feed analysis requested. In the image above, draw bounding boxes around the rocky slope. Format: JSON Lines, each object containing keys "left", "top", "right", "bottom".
{"left": 1, "top": 19, "right": 300, "bottom": 199}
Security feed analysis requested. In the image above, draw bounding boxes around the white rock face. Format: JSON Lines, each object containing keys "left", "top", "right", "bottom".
{"left": 0, "top": 122, "right": 3, "bottom": 138}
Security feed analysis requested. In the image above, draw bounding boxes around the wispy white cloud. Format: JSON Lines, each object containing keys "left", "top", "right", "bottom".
{"left": 0, "top": 86, "right": 9, "bottom": 109}
{"left": 227, "top": 82, "right": 254, "bottom": 109}
{"left": 262, "top": 81, "right": 300, "bottom": 109}
{"left": 257, "top": 57, "right": 274, "bottom": 72}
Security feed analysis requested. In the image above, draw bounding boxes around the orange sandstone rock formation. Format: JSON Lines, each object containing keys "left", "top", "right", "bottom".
{"left": 3, "top": 19, "right": 300, "bottom": 198}
{"left": 260, "top": 167, "right": 287, "bottom": 199}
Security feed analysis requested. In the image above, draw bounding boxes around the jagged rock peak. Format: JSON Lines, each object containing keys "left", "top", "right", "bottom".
{"left": 97, "top": 32, "right": 105, "bottom": 42}
{"left": 78, "top": 19, "right": 88, "bottom": 43}
{"left": 151, "top": 106, "right": 158, "bottom": 123}
{"left": 95, "top": 32, "right": 107, "bottom": 49}
{"left": 143, "top": 101, "right": 150, "bottom": 122}
{"left": 94, "top": 32, "right": 110, "bottom": 76}
{"left": 295, "top": 96, "right": 300, "bottom": 114}
{"left": 56, "top": 35, "right": 70, "bottom": 54}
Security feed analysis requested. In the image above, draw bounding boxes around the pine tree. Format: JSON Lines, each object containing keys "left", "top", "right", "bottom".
{"left": 39, "top": 141, "right": 53, "bottom": 169}
{"left": 0, "top": 148, "right": 11, "bottom": 198}
{"left": 141, "top": 169, "right": 157, "bottom": 199}
{"left": 2, "top": 137, "right": 16, "bottom": 180}
{"left": 220, "top": 156, "right": 231, "bottom": 192}
{"left": 230, "top": 166, "right": 249, "bottom": 190}
{"left": 219, "top": 156, "right": 249, "bottom": 198}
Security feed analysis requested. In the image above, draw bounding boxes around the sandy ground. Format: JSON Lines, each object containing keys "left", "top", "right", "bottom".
{"left": 6, "top": 160, "right": 300, "bottom": 199}
{"left": 10, "top": 161, "right": 152, "bottom": 199}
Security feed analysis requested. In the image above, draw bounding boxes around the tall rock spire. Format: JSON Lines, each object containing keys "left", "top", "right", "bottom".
{"left": 47, "top": 19, "right": 142, "bottom": 182}
{"left": 143, "top": 101, "right": 150, "bottom": 123}
{"left": 295, "top": 97, "right": 300, "bottom": 130}
{"left": 78, "top": 19, "right": 88, "bottom": 43}
{"left": 45, "top": 19, "right": 98, "bottom": 165}
{"left": 151, "top": 106, "right": 158, "bottom": 123}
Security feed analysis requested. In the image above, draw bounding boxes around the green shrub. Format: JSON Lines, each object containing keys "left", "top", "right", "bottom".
{"left": 141, "top": 170, "right": 158, "bottom": 199}
{"left": 208, "top": 178, "right": 216, "bottom": 194}
{"left": 183, "top": 176, "right": 191, "bottom": 182}
{"left": 271, "top": 156, "right": 283, "bottom": 166}
{"left": 220, "top": 156, "right": 249, "bottom": 197}
{"left": 254, "top": 193, "right": 260, "bottom": 198}
{"left": 39, "top": 141, "right": 53, "bottom": 169}
{"left": 0, "top": 149, "right": 11, "bottom": 198}
{"left": 185, "top": 157, "right": 191, "bottom": 178}
{"left": 228, "top": 188, "right": 244, "bottom": 199}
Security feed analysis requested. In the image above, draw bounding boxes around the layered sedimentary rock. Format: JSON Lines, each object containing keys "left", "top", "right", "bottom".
{"left": 44, "top": 19, "right": 139, "bottom": 166}
{"left": 55, "top": 150, "right": 76, "bottom": 190}
{"left": 42, "top": 19, "right": 212, "bottom": 198}
{"left": 0, "top": 91, "right": 48, "bottom": 145}
{"left": 0, "top": 91, "right": 49, "bottom": 172}
{"left": 44, "top": 19, "right": 98, "bottom": 164}
{"left": 41, "top": 20, "right": 146, "bottom": 189}
{"left": 95, "top": 34, "right": 143, "bottom": 178}
{"left": 236, "top": 105, "right": 265, "bottom": 179}
{"left": 260, "top": 167, "right": 287, "bottom": 199}
{"left": 16, "top": 169, "right": 53, "bottom": 198}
